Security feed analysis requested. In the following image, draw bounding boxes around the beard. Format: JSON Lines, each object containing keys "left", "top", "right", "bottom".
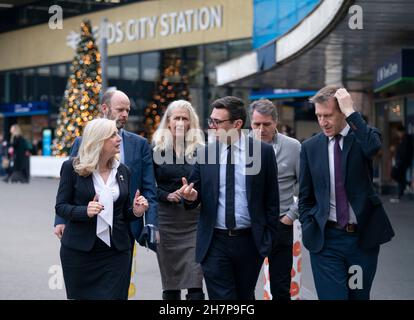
{"left": 115, "top": 119, "right": 125, "bottom": 129}
{"left": 107, "top": 109, "right": 125, "bottom": 129}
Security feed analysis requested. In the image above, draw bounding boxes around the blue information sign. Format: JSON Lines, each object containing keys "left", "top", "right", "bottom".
{"left": 0, "top": 101, "right": 49, "bottom": 117}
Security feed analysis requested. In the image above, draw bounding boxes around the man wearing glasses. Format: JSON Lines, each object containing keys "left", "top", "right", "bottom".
{"left": 180, "top": 96, "right": 280, "bottom": 300}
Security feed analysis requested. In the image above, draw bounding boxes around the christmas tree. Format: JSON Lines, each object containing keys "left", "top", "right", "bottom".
{"left": 144, "top": 56, "right": 190, "bottom": 140}
{"left": 53, "top": 20, "right": 102, "bottom": 156}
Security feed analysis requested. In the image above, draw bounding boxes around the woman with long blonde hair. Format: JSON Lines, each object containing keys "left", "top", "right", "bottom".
{"left": 55, "top": 118, "right": 149, "bottom": 300}
{"left": 152, "top": 100, "right": 205, "bottom": 300}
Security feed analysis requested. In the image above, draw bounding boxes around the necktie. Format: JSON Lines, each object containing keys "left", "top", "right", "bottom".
{"left": 120, "top": 130, "right": 125, "bottom": 164}
{"left": 334, "top": 134, "right": 349, "bottom": 227}
{"left": 225, "top": 145, "right": 236, "bottom": 229}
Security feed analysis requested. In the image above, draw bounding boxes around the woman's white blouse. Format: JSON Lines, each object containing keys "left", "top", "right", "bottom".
{"left": 92, "top": 160, "right": 120, "bottom": 247}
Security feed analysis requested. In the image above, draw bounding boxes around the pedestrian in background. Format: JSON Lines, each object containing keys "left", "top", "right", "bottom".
{"left": 4, "top": 124, "right": 30, "bottom": 183}
{"left": 152, "top": 100, "right": 205, "bottom": 300}
{"left": 0, "top": 134, "right": 7, "bottom": 177}
{"left": 390, "top": 125, "right": 413, "bottom": 202}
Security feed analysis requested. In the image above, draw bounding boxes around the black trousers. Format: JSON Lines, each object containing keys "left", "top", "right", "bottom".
{"left": 268, "top": 221, "right": 293, "bottom": 300}
{"left": 397, "top": 176, "right": 408, "bottom": 198}
{"left": 392, "top": 166, "right": 409, "bottom": 198}
{"left": 201, "top": 230, "right": 263, "bottom": 300}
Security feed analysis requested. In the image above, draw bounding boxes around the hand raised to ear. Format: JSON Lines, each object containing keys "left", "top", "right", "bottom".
{"left": 334, "top": 88, "right": 355, "bottom": 117}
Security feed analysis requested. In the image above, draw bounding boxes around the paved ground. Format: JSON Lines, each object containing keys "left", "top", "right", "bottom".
{"left": 0, "top": 177, "right": 413, "bottom": 300}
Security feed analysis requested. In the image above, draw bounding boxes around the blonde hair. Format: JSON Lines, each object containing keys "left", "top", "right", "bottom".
{"left": 10, "top": 124, "right": 22, "bottom": 143}
{"left": 73, "top": 118, "right": 119, "bottom": 176}
{"left": 152, "top": 100, "right": 204, "bottom": 158}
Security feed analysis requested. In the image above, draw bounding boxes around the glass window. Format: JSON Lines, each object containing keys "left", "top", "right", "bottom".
{"left": 37, "top": 66, "right": 50, "bottom": 101}
{"left": 121, "top": 54, "right": 139, "bottom": 81}
{"left": 205, "top": 43, "right": 228, "bottom": 83}
{"left": 407, "top": 97, "right": 414, "bottom": 135}
{"left": 183, "top": 46, "right": 203, "bottom": 86}
{"left": 141, "top": 52, "right": 160, "bottom": 81}
{"left": 0, "top": 73, "right": 5, "bottom": 104}
{"left": 66, "top": 63, "right": 71, "bottom": 76}
{"left": 189, "top": 87, "right": 203, "bottom": 119}
{"left": 50, "top": 64, "right": 68, "bottom": 114}
{"left": 52, "top": 64, "right": 67, "bottom": 77}
{"left": 375, "top": 98, "right": 405, "bottom": 182}
{"left": 118, "top": 53, "right": 140, "bottom": 116}
{"left": 137, "top": 80, "right": 156, "bottom": 112}
{"left": 10, "top": 70, "right": 23, "bottom": 102}
{"left": 22, "top": 68, "right": 36, "bottom": 101}
{"left": 107, "top": 56, "right": 121, "bottom": 90}
{"left": 229, "top": 39, "right": 252, "bottom": 59}
{"left": 208, "top": 86, "right": 229, "bottom": 114}
{"left": 108, "top": 56, "right": 120, "bottom": 79}
{"left": 2, "top": 72, "right": 11, "bottom": 103}
{"left": 38, "top": 66, "right": 50, "bottom": 76}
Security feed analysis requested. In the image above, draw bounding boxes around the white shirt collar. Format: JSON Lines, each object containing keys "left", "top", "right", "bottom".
{"left": 233, "top": 132, "right": 246, "bottom": 151}
{"left": 220, "top": 132, "right": 246, "bottom": 153}
{"left": 329, "top": 125, "right": 350, "bottom": 142}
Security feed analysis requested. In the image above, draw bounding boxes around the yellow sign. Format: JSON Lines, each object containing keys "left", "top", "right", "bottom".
{"left": 0, "top": 0, "right": 252, "bottom": 71}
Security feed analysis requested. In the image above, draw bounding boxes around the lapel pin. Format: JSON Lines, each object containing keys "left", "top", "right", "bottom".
{"left": 120, "top": 175, "right": 124, "bottom": 181}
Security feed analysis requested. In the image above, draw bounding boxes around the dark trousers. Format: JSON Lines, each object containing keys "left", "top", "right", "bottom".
{"left": 310, "top": 227, "right": 379, "bottom": 300}
{"left": 201, "top": 231, "right": 263, "bottom": 300}
{"left": 0, "top": 156, "right": 5, "bottom": 176}
{"left": 397, "top": 176, "right": 408, "bottom": 198}
{"left": 268, "top": 221, "right": 293, "bottom": 300}
{"left": 392, "top": 166, "right": 409, "bottom": 198}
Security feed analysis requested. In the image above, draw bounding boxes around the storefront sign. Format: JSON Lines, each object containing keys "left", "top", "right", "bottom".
{"left": 0, "top": 102, "right": 49, "bottom": 117}
{"left": 375, "top": 49, "right": 414, "bottom": 92}
{"left": 66, "top": 6, "right": 223, "bottom": 49}
{"left": 0, "top": 0, "right": 252, "bottom": 72}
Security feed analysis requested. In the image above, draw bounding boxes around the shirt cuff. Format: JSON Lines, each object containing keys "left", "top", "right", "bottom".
{"left": 345, "top": 110, "right": 356, "bottom": 118}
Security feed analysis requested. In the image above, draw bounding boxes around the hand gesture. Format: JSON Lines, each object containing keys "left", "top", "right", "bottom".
{"left": 87, "top": 194, "right": 104, "bottom": 218}
{"left": 179, "top": 177, "right": 198, "bottom": 202}
{"left": 334, "top": 88, "right": 355, "bottom": 117}
{"left": 167, "top": 190, "right": 182, "bottom": 203}
{"left": 54, "top": 224, "right": 65, "bottom": 239}
{"left": 133, "top": 189, "right": 149, "bottom": 217}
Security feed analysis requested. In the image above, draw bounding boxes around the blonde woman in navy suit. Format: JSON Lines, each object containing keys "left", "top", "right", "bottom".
{"left": 55, "top": 118, "right": 149, "bottom": 300}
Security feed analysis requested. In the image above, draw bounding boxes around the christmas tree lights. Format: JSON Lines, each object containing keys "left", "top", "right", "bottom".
{"left": 53, "top": 20, "right": 102, "bottom": 156}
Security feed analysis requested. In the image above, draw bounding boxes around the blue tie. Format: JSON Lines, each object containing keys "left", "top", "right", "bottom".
{"left": 120, "top": 130, "right": 125, "bottom": 164}
{"left": 334, "top": 134, "right": 349, "bottom": 227}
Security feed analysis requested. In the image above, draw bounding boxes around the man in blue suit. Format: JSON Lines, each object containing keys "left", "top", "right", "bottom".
{"left": 180, "top": 96, "right": 280, "bottom": 300}
{"left": 299, "top": 87, "right": 394, "bottom": 300}
{"left": 54, "top": 90, "right": 158, "bottom": 246}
